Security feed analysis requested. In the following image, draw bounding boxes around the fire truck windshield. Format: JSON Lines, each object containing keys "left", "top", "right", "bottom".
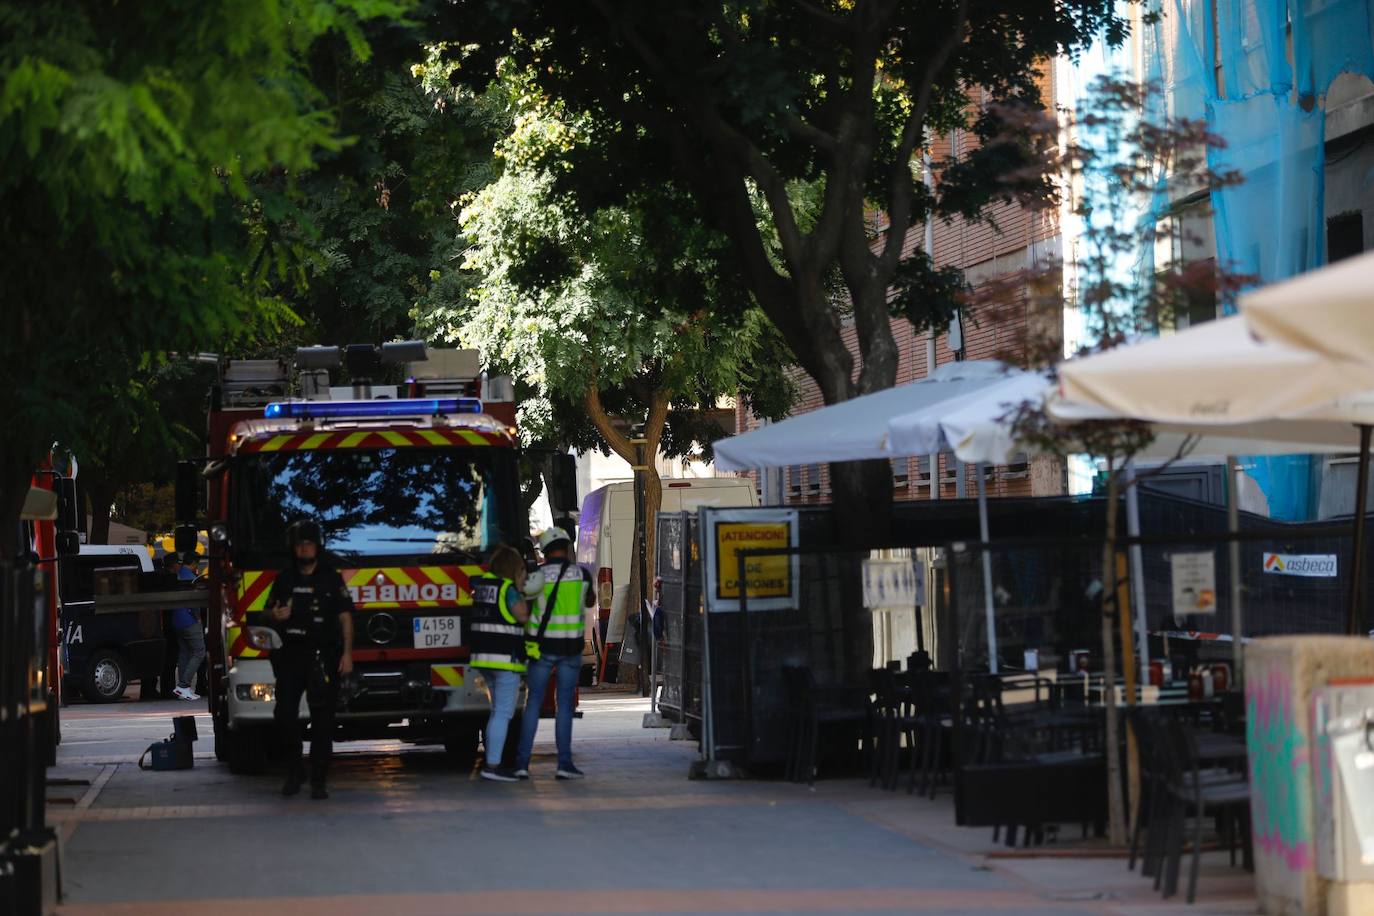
{"left": 230, "top": 446, "right": 514, "bottom": 566}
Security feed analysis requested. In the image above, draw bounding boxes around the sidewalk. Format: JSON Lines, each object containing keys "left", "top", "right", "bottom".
{"left": 49, "top": 692, "right": 1258, "bottom": 914}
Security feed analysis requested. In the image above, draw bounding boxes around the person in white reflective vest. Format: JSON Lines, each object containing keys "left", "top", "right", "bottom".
{"left": 512, "top": 527, "right": 594, "bottom": 780}
{"left": 469, "top": 544, "right": 530, "bottom": 782}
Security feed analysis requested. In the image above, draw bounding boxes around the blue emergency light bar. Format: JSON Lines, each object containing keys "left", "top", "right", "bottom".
{"left": 264, "top": 397, "right": 483, "bottom": 420}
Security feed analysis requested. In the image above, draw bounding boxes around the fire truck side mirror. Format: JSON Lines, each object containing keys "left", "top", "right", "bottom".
{"left": 174, "top": 461, "right": 199, "bottom": 524}
{"left": 56, "top": 478, "right": 82, "bottom": 536}
{"left": 55, "top": 531, "right": 81, "bottom": 558}
{"left": 174, "top": 524, "right": 198, "bottom": 556}
{"left": 549, "top": 454, "right": 578, "bottom": 514}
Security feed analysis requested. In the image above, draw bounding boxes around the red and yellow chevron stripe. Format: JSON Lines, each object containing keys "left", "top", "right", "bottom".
{"left": 430, "top": 664, "right": 465, "bottom": 687}
{"left": 225, "top": 565, "right": 486, "bottom": 660}
{"left": 236, "top": 426, "right": 510, "bottom": 454}
{"left": 227, "top": 570, "right": 278, "bottom": 659}
{"left": 344, "top": 565, "right": 484, "bottom": 609}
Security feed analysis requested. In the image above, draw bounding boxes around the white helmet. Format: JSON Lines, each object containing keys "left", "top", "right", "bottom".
{"left": 538, "top": 527, "right": 572, "bottom": 550}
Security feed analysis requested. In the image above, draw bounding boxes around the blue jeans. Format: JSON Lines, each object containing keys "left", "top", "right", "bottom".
{"left": 479, "top": 668, "right": 521, "bottom": 768}
{"left": 515, "top": 653, "right": 579, "bottom": 770}
{"left": 175, "top": 625, "right": 205, "bottom": 689}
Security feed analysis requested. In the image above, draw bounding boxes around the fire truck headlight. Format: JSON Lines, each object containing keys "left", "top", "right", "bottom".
{"left": 210, "top": 524, "right": 229, "bottom": 545}
{"left": 235, "top": 684, "right": 275, "bottom": 703}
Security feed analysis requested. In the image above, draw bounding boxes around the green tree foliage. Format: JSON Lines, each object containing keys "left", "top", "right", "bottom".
{"left": 0, "top": 0, "right": 404, "bottom": 554}
{"left": 81, "top": 359, "right": 216, "bottom": 546}
{"left": 428, "top": 0, "right": 1128, "bottom": 541}
{"left": 415, "top": 69, "right": 795, "bottom": 591}
{"left": 280, "top": 26, "right": 506, "bottom": 347}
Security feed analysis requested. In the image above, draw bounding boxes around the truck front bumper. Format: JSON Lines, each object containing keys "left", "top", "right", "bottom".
{"left": 225, "top": 659, "right": 510, "bottom": 728}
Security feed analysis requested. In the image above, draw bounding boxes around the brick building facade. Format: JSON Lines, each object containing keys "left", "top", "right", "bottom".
{"left": 732, "top": 72, "right": 1068, "bottom": 506}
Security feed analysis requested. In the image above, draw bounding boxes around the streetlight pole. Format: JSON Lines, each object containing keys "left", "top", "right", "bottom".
{"left": 630, "top": 432, "right": 651, "bottom": 698}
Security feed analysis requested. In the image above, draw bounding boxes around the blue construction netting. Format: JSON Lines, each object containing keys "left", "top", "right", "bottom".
{"left": 1139, "top": 0, "right": 1373, "bottom": 519}
{"left": 1141, "top": 0, "right": 1374, "bottom": 286}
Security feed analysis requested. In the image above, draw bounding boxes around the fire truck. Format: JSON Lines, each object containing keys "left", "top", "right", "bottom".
{"left": 2, "top": 456, "right": 79, "bottom": 912}
{"left": 180, "top": 344, "right": 576, "bottom": 772}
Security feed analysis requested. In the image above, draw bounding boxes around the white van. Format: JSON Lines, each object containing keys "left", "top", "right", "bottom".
{"left": 576, "top": 477, "right": 758, "bottom": 662}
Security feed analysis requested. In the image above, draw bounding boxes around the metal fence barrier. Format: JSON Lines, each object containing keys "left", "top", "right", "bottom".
{"left": 655, "top": 511, "right": 702, "bottom": 727}
{"left": 683, "top": 492, "right": 1372, "bottom": 776}
{"left": 0, "top": 559, "right": 61, "bottom": 913}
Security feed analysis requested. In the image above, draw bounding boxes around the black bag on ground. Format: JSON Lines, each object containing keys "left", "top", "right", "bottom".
{"left": 138, "top": 715, "right": 198, "bottom": 771}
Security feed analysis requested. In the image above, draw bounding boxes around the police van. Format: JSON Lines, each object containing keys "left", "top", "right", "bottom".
{"left": 60, "top": 545, "right": 175, "bottom": 702}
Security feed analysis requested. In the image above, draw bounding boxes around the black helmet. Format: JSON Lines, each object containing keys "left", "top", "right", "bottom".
{"left": 287, "top": 519, "right": 325, "bottom": 548}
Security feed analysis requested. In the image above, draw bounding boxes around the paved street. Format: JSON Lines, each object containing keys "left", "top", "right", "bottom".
{"left": 44, "top": 689, "right": 1258, "bottom": 915}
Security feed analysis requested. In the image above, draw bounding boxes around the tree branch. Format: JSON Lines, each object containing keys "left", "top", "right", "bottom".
{"left": 584, "top": 385, "right": 638, "bottom": 464}
{"left": 593, "top": 0, "right": 809, "bottom": 272}
{"left": 788, "top": 0, "right": 853, "bottom": 31}
{"left": 645, "top": 387, "right": 671, "bottom": 449}
{"left": 879, "top": 0, "right": 969, "bottom": 274}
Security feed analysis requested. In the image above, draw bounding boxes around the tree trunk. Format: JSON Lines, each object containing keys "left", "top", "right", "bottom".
{"left": 830, "top": 458, "right": 886, "bottom": 679}
{"left": 1100, "top": 468, "right": 1127, "bottom": 845}
{"left": 583, "top": 383, "right": 671, "bottom": 683}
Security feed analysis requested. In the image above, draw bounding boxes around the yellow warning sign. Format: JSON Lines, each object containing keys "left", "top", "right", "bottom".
{"left": 715, "top": 522, "right": 793, "bottom": 601}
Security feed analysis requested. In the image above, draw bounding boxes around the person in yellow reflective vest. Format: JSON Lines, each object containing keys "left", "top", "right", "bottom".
{"left": 469, "top": 544, "right": 530, "bottom": 782}
{"left": 513, "top": 527, "right": 594, "bottom": 780}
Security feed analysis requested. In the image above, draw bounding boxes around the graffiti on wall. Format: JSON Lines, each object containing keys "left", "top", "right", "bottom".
{"left": 1248, "top": 667, "right": 1313, "bottom": 870}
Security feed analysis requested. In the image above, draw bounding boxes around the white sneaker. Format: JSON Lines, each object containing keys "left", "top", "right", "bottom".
{"left": 173, "top": 686, "right": 199, "bottom": 700}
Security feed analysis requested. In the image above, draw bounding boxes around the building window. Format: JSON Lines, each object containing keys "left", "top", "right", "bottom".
{"left": 806, "top": 463, "right": 822, "bottom": 494}
{"left": 938, "top": 451, "right": 958, "bottom": 484}
{"left": 913, "top": 455, "right": 932, "bottom": 486}
{"left": 1328, "top": 211, "right": 1364, "bottom": 263}
{"left": 1002, "top": 452, "right": 1030, "bottom": 479}
{"left": 891, "top": 457, "right": 909, "bottom": 489}
{"left": 786, "top": 466, "right": 801, "bottom": 497}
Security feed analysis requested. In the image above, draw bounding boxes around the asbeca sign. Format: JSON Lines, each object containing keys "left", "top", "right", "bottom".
{"left": 702, "top": 508, "right": 800, "bottom": 613}
{"left": 1262, "top": 552, "right": 1338, "bottom": 578}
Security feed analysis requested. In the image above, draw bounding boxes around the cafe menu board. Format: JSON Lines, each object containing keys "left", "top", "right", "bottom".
{"left": 862, "top": 558, "right": 924, "bottom": 611}
{"left": 1170, "top": 551, "right": 1217, "bottom": 616}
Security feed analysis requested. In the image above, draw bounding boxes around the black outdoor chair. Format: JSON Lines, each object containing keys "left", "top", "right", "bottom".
{"left": 1153, "top": 712, "right": 1252, "bottom": 903}
{"left": 909, "top": 668, "right": 953, "bottom": 798}
{"left": 781, "top": 665, "right": 869, "bottom": 785}
{"left": 872, "top": 667, "right": 917, "bottom": 792}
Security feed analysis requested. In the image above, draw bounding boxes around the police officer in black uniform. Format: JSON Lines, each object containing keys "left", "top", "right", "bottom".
{"left": 264, "top": 519, "right": 355, "bottom": 799}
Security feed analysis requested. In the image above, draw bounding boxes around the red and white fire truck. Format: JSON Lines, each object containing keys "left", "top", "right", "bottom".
{"left": 184, "top": 344, "right": 572, "bottom": 772}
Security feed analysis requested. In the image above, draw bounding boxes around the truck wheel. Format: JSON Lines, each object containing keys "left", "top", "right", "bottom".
{"left": 83, "top": 649, "right": 128, "bottom": 704}
{"left": 226, "top": 725, "right": 270, "bottom": 775}
{"left": 212, "top": 713, "right": 230, "bottom": 762}
{"left": 444, "top": 722, "right": 481, "bottom": 771}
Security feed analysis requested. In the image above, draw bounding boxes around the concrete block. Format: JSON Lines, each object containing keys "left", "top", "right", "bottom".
{"left": 1326, "top": 882, "right": 1374, "bottom": 916}
{"left": 1245, "top": 636, "right": 1374, "bottom": 916}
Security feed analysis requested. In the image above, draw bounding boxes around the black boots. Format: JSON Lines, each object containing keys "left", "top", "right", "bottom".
{"left": 281, "top": 766, "right": 305, "bottom": 797}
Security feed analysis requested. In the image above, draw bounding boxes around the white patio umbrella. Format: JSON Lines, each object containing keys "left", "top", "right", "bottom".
{"left": 884, "top": 363, "right": 1370, "bottom": 678}
{"left": 713, "top": 360, "right": 1012, "bottom": 471}
{"left": 1052, "top": 315, "right": 1374, "bottom": 643}
{"left": 1240, "top": 252, "right": 1374, "bottom": 634}
{"left": 1057, "top": 315, "right": 1374, "bottom": 426}
{"left": 887, "top": 369, "right": 1050, "bottom": 672}
{"left": 714, "top": 360, "right": 1029, "bottom": 674}
{"left": 1240, "top": 249, "right": 1374, "bottom": 373}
